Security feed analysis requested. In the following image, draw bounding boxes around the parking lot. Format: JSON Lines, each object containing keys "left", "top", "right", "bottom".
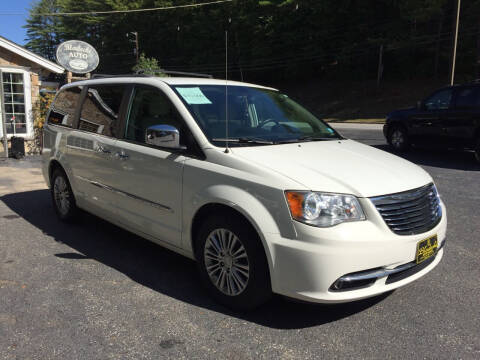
{"left": 1, "top": 125, "right": 479, "bottom": 359}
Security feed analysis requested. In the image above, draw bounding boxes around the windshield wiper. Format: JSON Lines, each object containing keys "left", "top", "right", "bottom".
{"left": 272, "top": 136, "right": 338, "bottom": 144}
{"left": 211, "top": 137, "right": 275, "bottom": 145}
{"left": 297, "top": 135, "right": 339, "bottom": 141}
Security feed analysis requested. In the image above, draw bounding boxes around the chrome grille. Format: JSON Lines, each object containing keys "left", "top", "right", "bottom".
{"left": 370, "top": 184, "right": 442, "bottom": 235}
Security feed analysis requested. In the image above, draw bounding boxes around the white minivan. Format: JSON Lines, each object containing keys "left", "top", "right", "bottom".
{"left": 42, "top": 76, "right": 447, "bottom": 309}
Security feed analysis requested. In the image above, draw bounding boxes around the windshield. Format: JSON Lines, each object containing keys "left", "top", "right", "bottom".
{"left": 172, "top": 85, "right": 340, "bottom": 146}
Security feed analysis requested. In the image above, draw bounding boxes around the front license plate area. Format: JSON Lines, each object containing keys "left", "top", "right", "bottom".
{"left": 416, "top": 235, "right": 438, "bottom": 264}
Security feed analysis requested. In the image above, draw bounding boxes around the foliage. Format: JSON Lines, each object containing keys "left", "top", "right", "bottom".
{"left": 132, "top": 53, "right": 167, "bottom": 76}
{"left": 30, "top": 92, "right": 55, "bottom": 154}
{"left": 32, "top": 92, "right": 55, "bottom": 129}
{"left": 24, "top": 0, "right": 480, "bottom": 83}
{"left": 24, "top": 0, "right": 61, "bottom": 61}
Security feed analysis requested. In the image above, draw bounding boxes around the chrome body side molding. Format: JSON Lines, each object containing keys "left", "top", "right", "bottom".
{"left": 75, "top": 175, "right": 173, "bottom": 213}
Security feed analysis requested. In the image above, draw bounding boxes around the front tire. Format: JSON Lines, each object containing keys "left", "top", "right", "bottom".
{"left": 388, "top": 125, "right": 410, "bottom": 152}
{"left": 51, "top": 168, "right": 78, "bottom": 221}
{"left": 195, "top": 213, "right": 271, "bottom": 310}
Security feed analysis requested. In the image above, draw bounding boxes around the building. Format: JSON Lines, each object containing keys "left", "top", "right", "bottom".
{"left": 0, "top": 35, "right": 65, "bottom": 153}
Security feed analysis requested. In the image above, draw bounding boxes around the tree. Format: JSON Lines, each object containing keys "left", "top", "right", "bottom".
{"left": 23, "top": 0, "right": 478, "bottom": 82}
{"left": 132, "top": 53, "right": 166, "bottom": 76}
{"left": 24, "top": 0, "right": 62, "bottom": 60}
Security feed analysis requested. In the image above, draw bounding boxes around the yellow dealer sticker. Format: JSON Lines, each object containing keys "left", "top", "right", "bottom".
{"left": 416, "top": 235, "right": 438, "bottom": 264}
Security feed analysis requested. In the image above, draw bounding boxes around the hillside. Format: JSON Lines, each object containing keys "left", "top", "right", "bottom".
{"left": 275, "top": 79, "right": 450, "bottom": 123}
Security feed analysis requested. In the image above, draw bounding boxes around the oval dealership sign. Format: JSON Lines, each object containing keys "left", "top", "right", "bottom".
{"left": 56, "top": 40, "right": 99, "bottom": 74}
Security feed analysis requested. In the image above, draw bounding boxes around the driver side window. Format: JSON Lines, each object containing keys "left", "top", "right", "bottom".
{"left": 124, "top": 86, "right": 185, "bottom": 145}
{"left": 424, "top": 89, "right": 453, "bottom": 111}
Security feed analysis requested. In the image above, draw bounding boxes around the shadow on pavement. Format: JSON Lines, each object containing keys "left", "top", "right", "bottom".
{"left": 372, "top": 144, "right": 480, "bottom": 171}
{"left": 1, "top": 189, "right": 390, "bottom": 330}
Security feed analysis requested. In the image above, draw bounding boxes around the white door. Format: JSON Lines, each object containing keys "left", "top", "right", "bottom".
{"left": 66, "top": 84, "right": 128, "bottom": 219}
{"left": 106, "top": 85, "right": 187, "bottom": 247}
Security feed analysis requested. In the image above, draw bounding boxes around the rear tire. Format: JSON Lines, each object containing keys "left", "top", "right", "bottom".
{"left": 388, "top": 125, "right": 410, "bottom": 152}
{"left": 51, "top": 168, "right": 78, "bottom": 222}
{"left": 195, "top": 213, "right": 271, "bottom": 310}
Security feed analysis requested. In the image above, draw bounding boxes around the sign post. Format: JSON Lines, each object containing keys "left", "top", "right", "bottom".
{"left": 0, "top": 69, "right": 8, "bottom": 158}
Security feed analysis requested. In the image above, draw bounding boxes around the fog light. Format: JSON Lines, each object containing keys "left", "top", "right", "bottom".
{"left": 332, "top": 280, "right": 343, "bottom": 290}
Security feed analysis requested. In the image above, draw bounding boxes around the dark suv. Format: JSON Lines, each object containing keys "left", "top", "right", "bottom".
{"left": 383, "top": 83, "right": 480, "bottom": 162}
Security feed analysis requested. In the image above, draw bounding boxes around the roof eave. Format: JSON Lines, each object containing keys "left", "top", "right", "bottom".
{"left": 0, "top": 36, "right": 65, "bottom": 74}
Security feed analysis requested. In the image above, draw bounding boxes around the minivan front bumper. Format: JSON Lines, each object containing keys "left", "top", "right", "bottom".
{"left": 266, "top": 200, "right": 447, "bottom": 303}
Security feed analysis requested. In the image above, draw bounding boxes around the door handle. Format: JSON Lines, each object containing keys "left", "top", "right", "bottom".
{"left": 114, "top": 151, "right": 129, "bottom": 160}
{"left": 95, "top": 145, "right": 111, "bottom": 154}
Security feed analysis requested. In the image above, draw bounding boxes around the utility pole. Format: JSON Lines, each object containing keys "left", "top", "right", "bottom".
{"left": 127, "top": 31, "right": 139, "bottom": 64}
{"left": 377, "top": 44, "right": 384, "bottom": 89}
{"left": 450, "top": 0, "right": 461, "bottom": 85}
{"left": 134, "top": 32, "right": 139, "bottom": 64}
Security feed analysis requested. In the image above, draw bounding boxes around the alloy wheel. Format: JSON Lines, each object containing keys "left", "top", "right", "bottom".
{"left": 391, "top": 129, "right": 404, "bottom": 149}
{"left": 203, "top": 228, "right": 250, "bottom": 296}
{"left": 54, "top": 176, "right": 71, "bottom": 216}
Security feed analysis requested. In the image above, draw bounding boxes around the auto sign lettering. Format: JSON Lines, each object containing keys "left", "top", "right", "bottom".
{"left": 56, "top": 40, "right": 99, "bottom": 74}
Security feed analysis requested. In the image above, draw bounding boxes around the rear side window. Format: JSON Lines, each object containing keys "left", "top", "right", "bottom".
{"left": 47, "top": 86, "right": 83, "bottom": 127}
{"left": 79, "top": 85, "right": 125, "bottom": 137}
{"left": 455, "top": 87, "right": 480, "bottom": 109}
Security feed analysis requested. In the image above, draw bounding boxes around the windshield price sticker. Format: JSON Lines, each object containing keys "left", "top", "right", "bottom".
{"left": 177, "top": 87, "right": 212, "bottom": 104}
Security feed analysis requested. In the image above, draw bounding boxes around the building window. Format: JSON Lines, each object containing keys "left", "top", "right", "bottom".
{"left": 3, "top": 72, "right": 26, "bottom": 135}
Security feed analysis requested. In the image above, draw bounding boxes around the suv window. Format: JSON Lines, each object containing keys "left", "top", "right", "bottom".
{"left": 455, "top": 87, "right": 480, "bottom": 109}
{"left": 424, "top": 89, "right": 452, "bottom": 111}
{"left": 79, "top": 85, "right": 125, "bottom": 137}
{"left": 124, "top": 86, "right": 186, "bottom": 145}
{"left": 47, "top": 86, "right": 83, "bottom": 127}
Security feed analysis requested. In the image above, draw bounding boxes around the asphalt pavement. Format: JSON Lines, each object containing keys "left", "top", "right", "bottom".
{"left": 0, "top": 126, "right": 479, "bottom": 359}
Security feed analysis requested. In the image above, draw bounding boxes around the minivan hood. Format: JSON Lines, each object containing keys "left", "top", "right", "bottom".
{"left": 232, "top": 140, "right": 432, "bottom": 198}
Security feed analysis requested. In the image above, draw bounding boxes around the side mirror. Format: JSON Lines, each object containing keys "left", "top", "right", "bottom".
{"left": 146, "top": 124, "right": 183, "bottom": 149}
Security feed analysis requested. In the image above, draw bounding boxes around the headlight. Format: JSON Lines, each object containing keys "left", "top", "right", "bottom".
{"left": 285, "top": 191, "right": 365, "bottom": 227}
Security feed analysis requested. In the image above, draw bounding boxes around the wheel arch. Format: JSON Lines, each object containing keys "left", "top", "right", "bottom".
{"left": 388, "top": 120, "right": 408, "bottom": 134}
{"left": 188, "top": 187, "right": 286, "bottom": 281}
{"left": 48, "top": 159, "right": 75, "bottom": 194}
{"left": 191, "top": 203, "right": 266, "bottom": 252}
{"left": 48, "top": 159, "right": 65, "bottom": 186}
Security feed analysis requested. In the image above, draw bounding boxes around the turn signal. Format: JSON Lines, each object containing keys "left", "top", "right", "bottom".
{"left": 285, "top": 191, "right": 305, "bottom": 218}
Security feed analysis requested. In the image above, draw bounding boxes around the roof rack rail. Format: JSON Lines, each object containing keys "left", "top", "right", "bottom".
{"left": 135, "top": 69, "right": 213, "bottom": 78}
{"left": 91, "top": 73, "right": 150, "bottom": 79}
{"left": 91, "top": 70, "right": 213, "bottom": 80}
{"left": 161, "top": 70, "right": 213, "bottom": 78}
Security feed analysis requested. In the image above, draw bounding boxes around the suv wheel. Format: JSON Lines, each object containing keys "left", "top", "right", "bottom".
{"left": 195, "top": 213, "right": 271, "bottom": 310}
{"left": 388, "top": 125, "right": 410, "bottom": 151}
{"left": 51, "top": 169, "right": 78, "bottom": 221}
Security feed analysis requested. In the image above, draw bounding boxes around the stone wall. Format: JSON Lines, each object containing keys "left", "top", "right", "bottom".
{"left": 0, "top": 138, "right": 40, "bottom": 156}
